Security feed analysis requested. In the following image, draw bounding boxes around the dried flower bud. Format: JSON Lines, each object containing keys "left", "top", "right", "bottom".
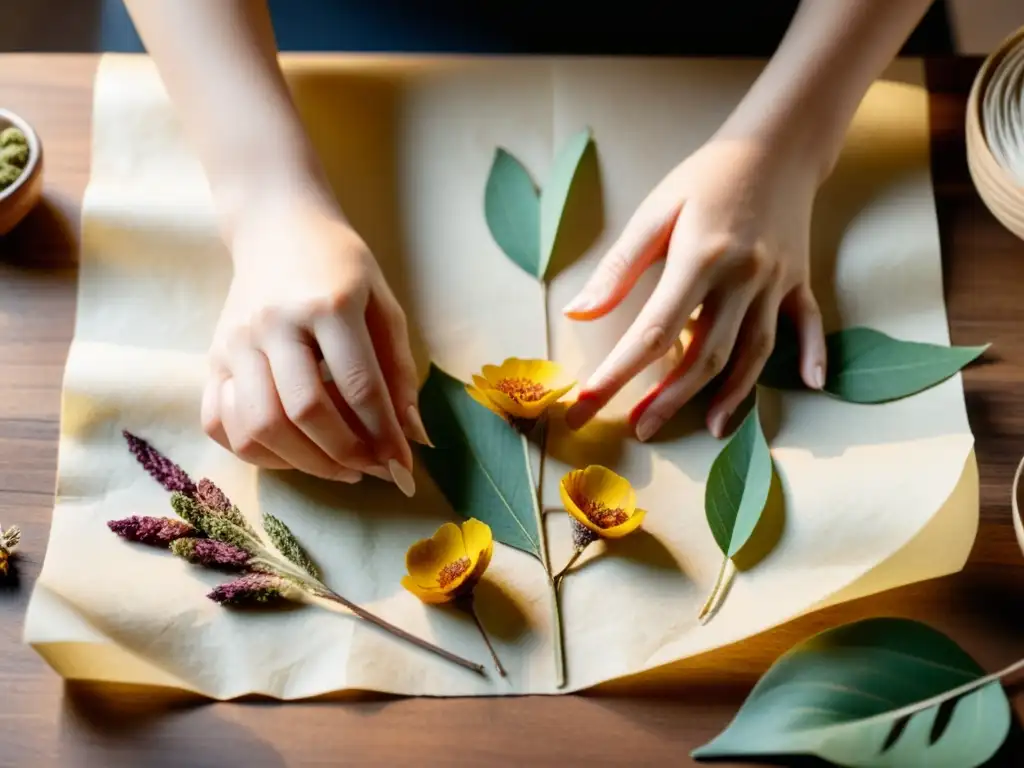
{"left": 203, "top": 516, "right": 257, "bottom": 554}
{"left": 0, "top": 143, "right": 28, "bottom": 168}
{"left": 570, "top": 517, "right": 598, "bottom": 552}
{"left": 196, "top": 478, "right": 231, "bottom": 513}
{"left": 0, "top": 164, "right": 21, "bottom": 189}
{"left": 170, "top": 538, "right": 250, "bottom": 571}
{"left": 0, "top": 523, "right": 19, "bottom": 578}
{"left": 108, "top": 515, "right": 196, "bottom": 547}
{"left": 262, "top": 512, "right": 319, "bottom": 579}
{"left": 207, "top": 573, "right": 295, "bottom": 606}
{"left": 196, "top": 478, "right": 256, "bottom": 534}
{"left": 0, "top": 126, "right": 26, "bottom": 148}
{"left": 123, "top": 430, "right": 196, "bottom": 498}
{"left": 170, "top": 492, "right": 210, "bottom": 532}
{"left": 1, "top": 524, "right": 20, "bottom": 552}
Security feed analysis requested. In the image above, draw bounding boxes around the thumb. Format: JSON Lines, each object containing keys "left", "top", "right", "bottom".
{"left": 782, "top": 283, "right": 826, "bottom": 390}
{"left": 562, "top": 202, "right": 678, "bottom": 321}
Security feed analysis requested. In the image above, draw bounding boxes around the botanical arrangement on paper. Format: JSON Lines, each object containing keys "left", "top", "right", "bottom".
{"left": 102, "top": 126, "right": 1009, "bottom": 766}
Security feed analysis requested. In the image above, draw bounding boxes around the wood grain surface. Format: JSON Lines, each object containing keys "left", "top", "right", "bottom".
{"left": 1, "top": 54, "right": 1023, "bottom": 767}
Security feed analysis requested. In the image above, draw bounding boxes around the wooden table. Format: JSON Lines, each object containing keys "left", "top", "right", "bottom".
{"left": 1, "top": 54, "right": 1023, "bottom": 767}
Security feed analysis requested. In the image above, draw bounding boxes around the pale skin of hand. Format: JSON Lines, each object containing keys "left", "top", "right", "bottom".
{"left": 564, "top": 0, "right": 937, "bottom": 440}
{"left": 124, "top": 0, "right": 427, "bottom": 493}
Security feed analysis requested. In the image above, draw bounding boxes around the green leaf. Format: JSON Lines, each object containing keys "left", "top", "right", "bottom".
{"left": 262, "top": 512, "right": 320, "bottom": 580}
{"left": 483, "top": 128, "right": 594, "bottom": 281}
{"left": 705, "top": 404, "right": 773, "bottom": 559}
{"left": 539, "top": 127, "right": 592, "bottom": 280}
{"left": 417, "top": 364, "right": 542, "bottom": 559}
{"left": 484, "top": 149, "right": 540, "bottom": 277}
{"left": 760, "top": 325, "right": 988, "bottom": 403}
{"left": 693, "top": 618, "right": 1012, "bottom": 767}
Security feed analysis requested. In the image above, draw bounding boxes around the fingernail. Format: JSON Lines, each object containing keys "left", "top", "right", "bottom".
{"left": 635, "top": 411, "right": 663, "bottom": 442}
{"left": 365, "top": 465, "right": 394, "bottom": 482}
{"left": 813, "top": 364, "right": 825, "bottom": 389}
{"left": 404, "top": 404, "right": 433, "bottom": 447}
{"left": 710, "top": 410, "right": 731, "bottom": 439}
{"left": 565, "top": 392, "right": 600, "bottom": 430}
{"left": 388, "top": 459, "right": 416, "bottom": 498}
{"left": 334, "top": 469, "right": 362, "bottom": 484}
{"left": 562, "top": 294, "right": 595, "bottom": 316}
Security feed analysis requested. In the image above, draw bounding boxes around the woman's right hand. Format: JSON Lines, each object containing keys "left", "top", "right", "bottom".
{"left": 201, "top": 194, "right": 427, "bottom": 496}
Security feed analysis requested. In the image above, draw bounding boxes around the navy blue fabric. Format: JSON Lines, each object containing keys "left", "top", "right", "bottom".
{"left": 100, "top": 0, "right": 952, "bottom": 56}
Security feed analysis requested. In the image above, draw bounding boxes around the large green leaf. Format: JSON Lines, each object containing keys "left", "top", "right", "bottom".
{"left": 705, "top": 404, "right": 773, "bottom": 559}
{"left": 759, "top": 325, "right": 988, "bottom": 403}
{"left": 693, "top": 618, "right": 1012, "bottom": 767}
{"left": 538, "top": 127, "right": 592, "bottom": 280}
{"left": 416, "top": 364, "right": 542, "bottom": 559}
{"left": 484, "top": 149, "right": 540, "bottom": 277}
{"left": 483, "top": 128, "right": 593, "bottom": 281}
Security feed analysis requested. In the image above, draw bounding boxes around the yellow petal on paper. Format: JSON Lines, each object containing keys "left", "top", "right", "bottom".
{"left": 405, "top": 522, "right": 466, "bottom": 589}
{"left": 401, "top": 575, "right": 455, "bottom": 605}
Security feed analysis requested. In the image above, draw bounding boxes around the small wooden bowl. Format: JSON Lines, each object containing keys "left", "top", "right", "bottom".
{"left": 966, "top": 26, "right": 1024, "bottom": 242}
{"left": 0, "top": 108, "right": 43, "bottom": 236}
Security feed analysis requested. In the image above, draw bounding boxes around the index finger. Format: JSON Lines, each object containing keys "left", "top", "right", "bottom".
{"left": 565, "top": 254, "right": 705, "bottom": 430}
{"left": 313, "top": 312, "right": 415, "bottom": 496}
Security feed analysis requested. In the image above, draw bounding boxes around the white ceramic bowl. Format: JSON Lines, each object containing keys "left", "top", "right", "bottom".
{"left": 0, "top": 107, "right": 43, "bottom": 236}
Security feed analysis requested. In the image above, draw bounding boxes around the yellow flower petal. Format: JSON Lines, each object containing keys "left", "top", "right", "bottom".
{"left": 466, "top": 383, "right": 505, "bottom": 418}
{"left": 560, "top": 471, "right": 603, "bottom": 535}
{"left": 480, "top": 363, "right": 507, "bottom": 387}
{"left": 401, "top": 575, "right": 455, "bottom": 604}
{"left": 481, "top": 388, "right": 536, "bottom": 420}
{"left": 576, "top": 465, "right": 636, "bottom": 513}
{"left": 601, "top": 508, "right": 646, "bottom": 539}
{"left": 405, "top": 522, "right": 466, "bottom": 589}
{"left": 531, "top": 381, "right": 575, "bottom": 411}
{"left": 461, "top": 518, "right": 494, "bottom": 587}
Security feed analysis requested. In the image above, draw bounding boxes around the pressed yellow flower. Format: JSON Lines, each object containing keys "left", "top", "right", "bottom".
{"left": 402, "top": 519, "right": 494, "bottom": 605}
{"left": 402, "top": 518, "right": 506, "bottom": 676}
{"left": 560, "top": 465, "right": 646, "bottom": 541}
{"left": 465, "top": 357, "right": 575, "bottom": 426}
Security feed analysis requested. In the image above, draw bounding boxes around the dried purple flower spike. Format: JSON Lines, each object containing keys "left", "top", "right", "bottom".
{"left": 171, "top": 538, "right": 251, "bottom": 571}
{"left": 196, "top": 478, "right": 231, "bottom": 513}
{"left": 108, "top": 515, "right": 197, "bottom": 547}
{"left": 207, "top": 573, "right": 294, "bottom": 606}
{"left": 123, "top": 430, "right": 196, "bottom": 498}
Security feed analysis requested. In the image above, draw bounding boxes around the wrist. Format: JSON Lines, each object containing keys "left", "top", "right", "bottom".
{"left": 213, "top": 153, "right": 343, "bottom": 252}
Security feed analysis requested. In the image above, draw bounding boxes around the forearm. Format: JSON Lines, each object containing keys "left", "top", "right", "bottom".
{"left": 124, "top": 0, "right": 336, "bottom": 241}
{"left": 718, "top": 0, "right": 935, "bottom": 181}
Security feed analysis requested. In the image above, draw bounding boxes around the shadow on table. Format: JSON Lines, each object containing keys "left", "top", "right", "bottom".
{"left": 61, "top": 682, "right": 291, "bottom": 767}
{"left": 0, "top": 196, "right": 79, "bottom": 270}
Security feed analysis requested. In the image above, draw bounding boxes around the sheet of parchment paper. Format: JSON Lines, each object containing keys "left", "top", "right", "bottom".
{"left": 23, "top": 54, "right": 978, "bottom": 698}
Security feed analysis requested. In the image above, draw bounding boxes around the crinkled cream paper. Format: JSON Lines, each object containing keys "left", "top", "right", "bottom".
{"left": 24, "top": 54, "right": 979, "bottom": 699}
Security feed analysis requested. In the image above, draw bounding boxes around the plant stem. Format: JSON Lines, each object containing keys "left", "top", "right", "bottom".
{"left": 553, "top": 547, "right": 585, "bottom": 585}
{"left": 459, "top": 597, "right": 507, "bottom": 678}
{"left": 522, "top": 430, "right": 566, "bottom": 688}
{"left": 698, "top": 557, "right": 736, "bottom": 625}
{"left": 317, "top": 588, "right": 486, "bottom": 676}
{"left": 253, "top": 549, "right": 486, "bottom": 676}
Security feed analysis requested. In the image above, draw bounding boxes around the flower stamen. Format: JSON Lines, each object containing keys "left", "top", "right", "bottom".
{"left": 496, "top": 377, "right": 548, "bottom": 403}
{"left": 578, "top": 498, "right": 628, "bottom": 529}
{"left": 438, "top": 557, "right": 471, "bottom": 588}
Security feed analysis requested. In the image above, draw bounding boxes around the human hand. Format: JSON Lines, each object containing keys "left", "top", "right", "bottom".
{"left": 563, "top": 136, "right": 827, "bottom": 440}
{"left": 201, "top": 195, "right": 427, "bottom": 495}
